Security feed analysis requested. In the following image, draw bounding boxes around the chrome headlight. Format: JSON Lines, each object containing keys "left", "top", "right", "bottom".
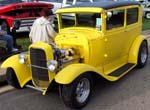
{"left": 47, "top": 60, "right": 58, "bottom": 72}
{"left": 19, "top": 52, "right": 28, "bottom": 64}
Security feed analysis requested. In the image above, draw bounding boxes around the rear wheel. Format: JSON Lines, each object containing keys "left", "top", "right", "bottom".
{"left": 60, "top": 73, "right": 92, "bottom": 109}
{"left": 6, "top": 68, "right": 21, "bottom": 88}
{"left": 137, "top": 41, "right": 148, "bottom": 68}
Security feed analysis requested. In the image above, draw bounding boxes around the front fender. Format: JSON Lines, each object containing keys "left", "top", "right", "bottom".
{"left": 1, "top": 55, "right": 31, "bottom": 87}
{"left": 128, "top": 35, "right": 147, "bottom": 64}
{"left": 55, "top": 64, "right": 117, "bottom": 84}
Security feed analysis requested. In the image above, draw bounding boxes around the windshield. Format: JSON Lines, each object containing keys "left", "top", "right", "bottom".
{"left": 0, "top": 0, "right": 26, "bottom": 5}
{"left": 60, "top": 13, "right": 102, "bottom": 31}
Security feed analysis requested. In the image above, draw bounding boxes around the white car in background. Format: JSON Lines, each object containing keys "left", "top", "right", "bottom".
{"left": 37, "top": 0, "right": 93, "bottom": 12}
{"left": 143, "top": 3, "right": 150, "bottom": 19}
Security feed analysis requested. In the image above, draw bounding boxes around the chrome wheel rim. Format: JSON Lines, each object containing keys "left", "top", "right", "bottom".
{"left": 141, "top": 46, "right": 147, "bottom": 64}
{"left": 146, "top": 13, "right": 150, "bottom": 19}
{"left": 76, "top": 78, "right": 90, "bottom": 103}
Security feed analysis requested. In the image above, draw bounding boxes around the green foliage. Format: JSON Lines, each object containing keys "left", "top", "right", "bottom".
{"left": 16, "top": 38, "right": 30, "bottom": 51}
{"left": 142, "top": 18, "right": 150, "bottom": 31}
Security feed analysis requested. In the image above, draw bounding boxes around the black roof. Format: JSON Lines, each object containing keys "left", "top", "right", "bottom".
{"left": 65, "top": 1, "right": 141, "bottom": 10}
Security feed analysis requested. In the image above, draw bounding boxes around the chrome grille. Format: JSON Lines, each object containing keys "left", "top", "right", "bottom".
{"left": 20, "top": 18, "right": 36, "bottom": 27}
{"left": 30, "top": 48, "right": 49, "bottom": 87}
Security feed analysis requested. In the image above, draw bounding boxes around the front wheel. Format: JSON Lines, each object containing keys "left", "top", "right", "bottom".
{"left": 137, "top": 41, "right": 148, "bottom": 68}
{"left": 60, "top": 73, "right": 93, "bottom": 109}
{"left": 6, "top": 68, "right": 21, "bottom": 88}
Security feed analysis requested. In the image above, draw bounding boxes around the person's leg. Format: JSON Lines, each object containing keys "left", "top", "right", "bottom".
{"left": 12, "top": 29, "right": 17, "bottom": 47}
{"left": 0, "top": 34, "right": 13, "bottom": 52}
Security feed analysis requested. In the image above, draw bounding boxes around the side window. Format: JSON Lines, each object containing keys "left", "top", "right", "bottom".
{"left": 106, "top": 10, "right": 124, "bottom": 30}
{"left": 127, "top": 8, "right": 138, "bottom": 25}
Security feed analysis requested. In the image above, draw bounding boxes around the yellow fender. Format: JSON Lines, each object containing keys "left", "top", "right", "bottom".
{"left": 55, "top": 63, "right": 118, "bottom": 84}
{"left": 128, "top": 35, "right": 147, "bottom": 64}
{"left": 1, "top": 55, "right": 31, "bottom": 88}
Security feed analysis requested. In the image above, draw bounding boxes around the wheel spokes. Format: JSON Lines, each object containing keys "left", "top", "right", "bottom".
{"left": 141, "top": 46, "right": 147, "bottom": 64}
{"left": 76, "top": 78, "right": 90, "bottom": 103}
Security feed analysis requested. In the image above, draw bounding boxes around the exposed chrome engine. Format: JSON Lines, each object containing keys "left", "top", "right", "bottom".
{"left": 54, "top": 47, "right": 80, "bottom": 70}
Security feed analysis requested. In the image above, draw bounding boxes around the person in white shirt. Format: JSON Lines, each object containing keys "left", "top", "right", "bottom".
{"left": 29, "top": 8, "right": 56, "bottom": 44}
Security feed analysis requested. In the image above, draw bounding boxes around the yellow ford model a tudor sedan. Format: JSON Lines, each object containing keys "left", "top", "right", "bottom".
{"left": 1, "top": 1, "right": 148, "bottom": 109}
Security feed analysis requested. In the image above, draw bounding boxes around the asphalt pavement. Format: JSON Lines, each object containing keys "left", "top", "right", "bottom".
{"left": 0, "top": 66, "right": 6, "bottom": 83}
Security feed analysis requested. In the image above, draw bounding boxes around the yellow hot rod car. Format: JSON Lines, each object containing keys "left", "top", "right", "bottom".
{"left": 1, "top": 1, "right": 148, "bottom": 109}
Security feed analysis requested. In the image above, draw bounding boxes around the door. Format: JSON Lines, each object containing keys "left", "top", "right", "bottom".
{"left": 123, "top": 7, "right": 140, "bottom": 56}
{"left": 103, "top": 9, "right": 128, "bottom": 74}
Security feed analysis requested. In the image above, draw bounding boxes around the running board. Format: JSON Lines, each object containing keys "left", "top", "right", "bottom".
{"left": 109, "top": 63, "right": 135, "bottom": 77}
{"left": 25, "top": 85, "right": 44, "bottom": 92}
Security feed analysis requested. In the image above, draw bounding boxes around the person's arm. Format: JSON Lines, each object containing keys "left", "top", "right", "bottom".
{"left": 0, "top": 31, "right": 4, "bottom": 36}
{"left": 29, "top": 20, "right": 37, "bottom": 42}
{"left": 0, "top": 31, "right": 6, "bottom": 36}
{"left": 29, "top": 27, "right": 33, "bottom": 42}
{"left": 46, "top": 23, "right": 57, "bottom": 41}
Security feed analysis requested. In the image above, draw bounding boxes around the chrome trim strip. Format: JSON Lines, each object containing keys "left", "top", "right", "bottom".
{"left": 27, "top": 64, "right": 48, "bottom": 70}
{"left": 25, "top": 85, "right": 44, "bottom": 92}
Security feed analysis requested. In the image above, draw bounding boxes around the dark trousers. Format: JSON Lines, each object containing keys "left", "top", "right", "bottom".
{"left": 0, "top": 34, "right": 13, "bottom": 52}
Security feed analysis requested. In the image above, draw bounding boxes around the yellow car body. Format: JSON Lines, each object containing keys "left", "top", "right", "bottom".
{"left": 1, "top": 1, "right": 148, "bottom": 109}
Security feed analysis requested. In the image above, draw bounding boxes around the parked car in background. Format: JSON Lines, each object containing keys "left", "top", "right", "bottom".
{"left": 1, "top": 1, "right": 148, "bottom": 109}
{"left": 34, "top": 0, "right": 93, "bottom": 12}
{"left": 143, "top": 3, "right": 150, "bottom": 19}
{"left": 0, "top": 0, "right": 53, "bottom": 33}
